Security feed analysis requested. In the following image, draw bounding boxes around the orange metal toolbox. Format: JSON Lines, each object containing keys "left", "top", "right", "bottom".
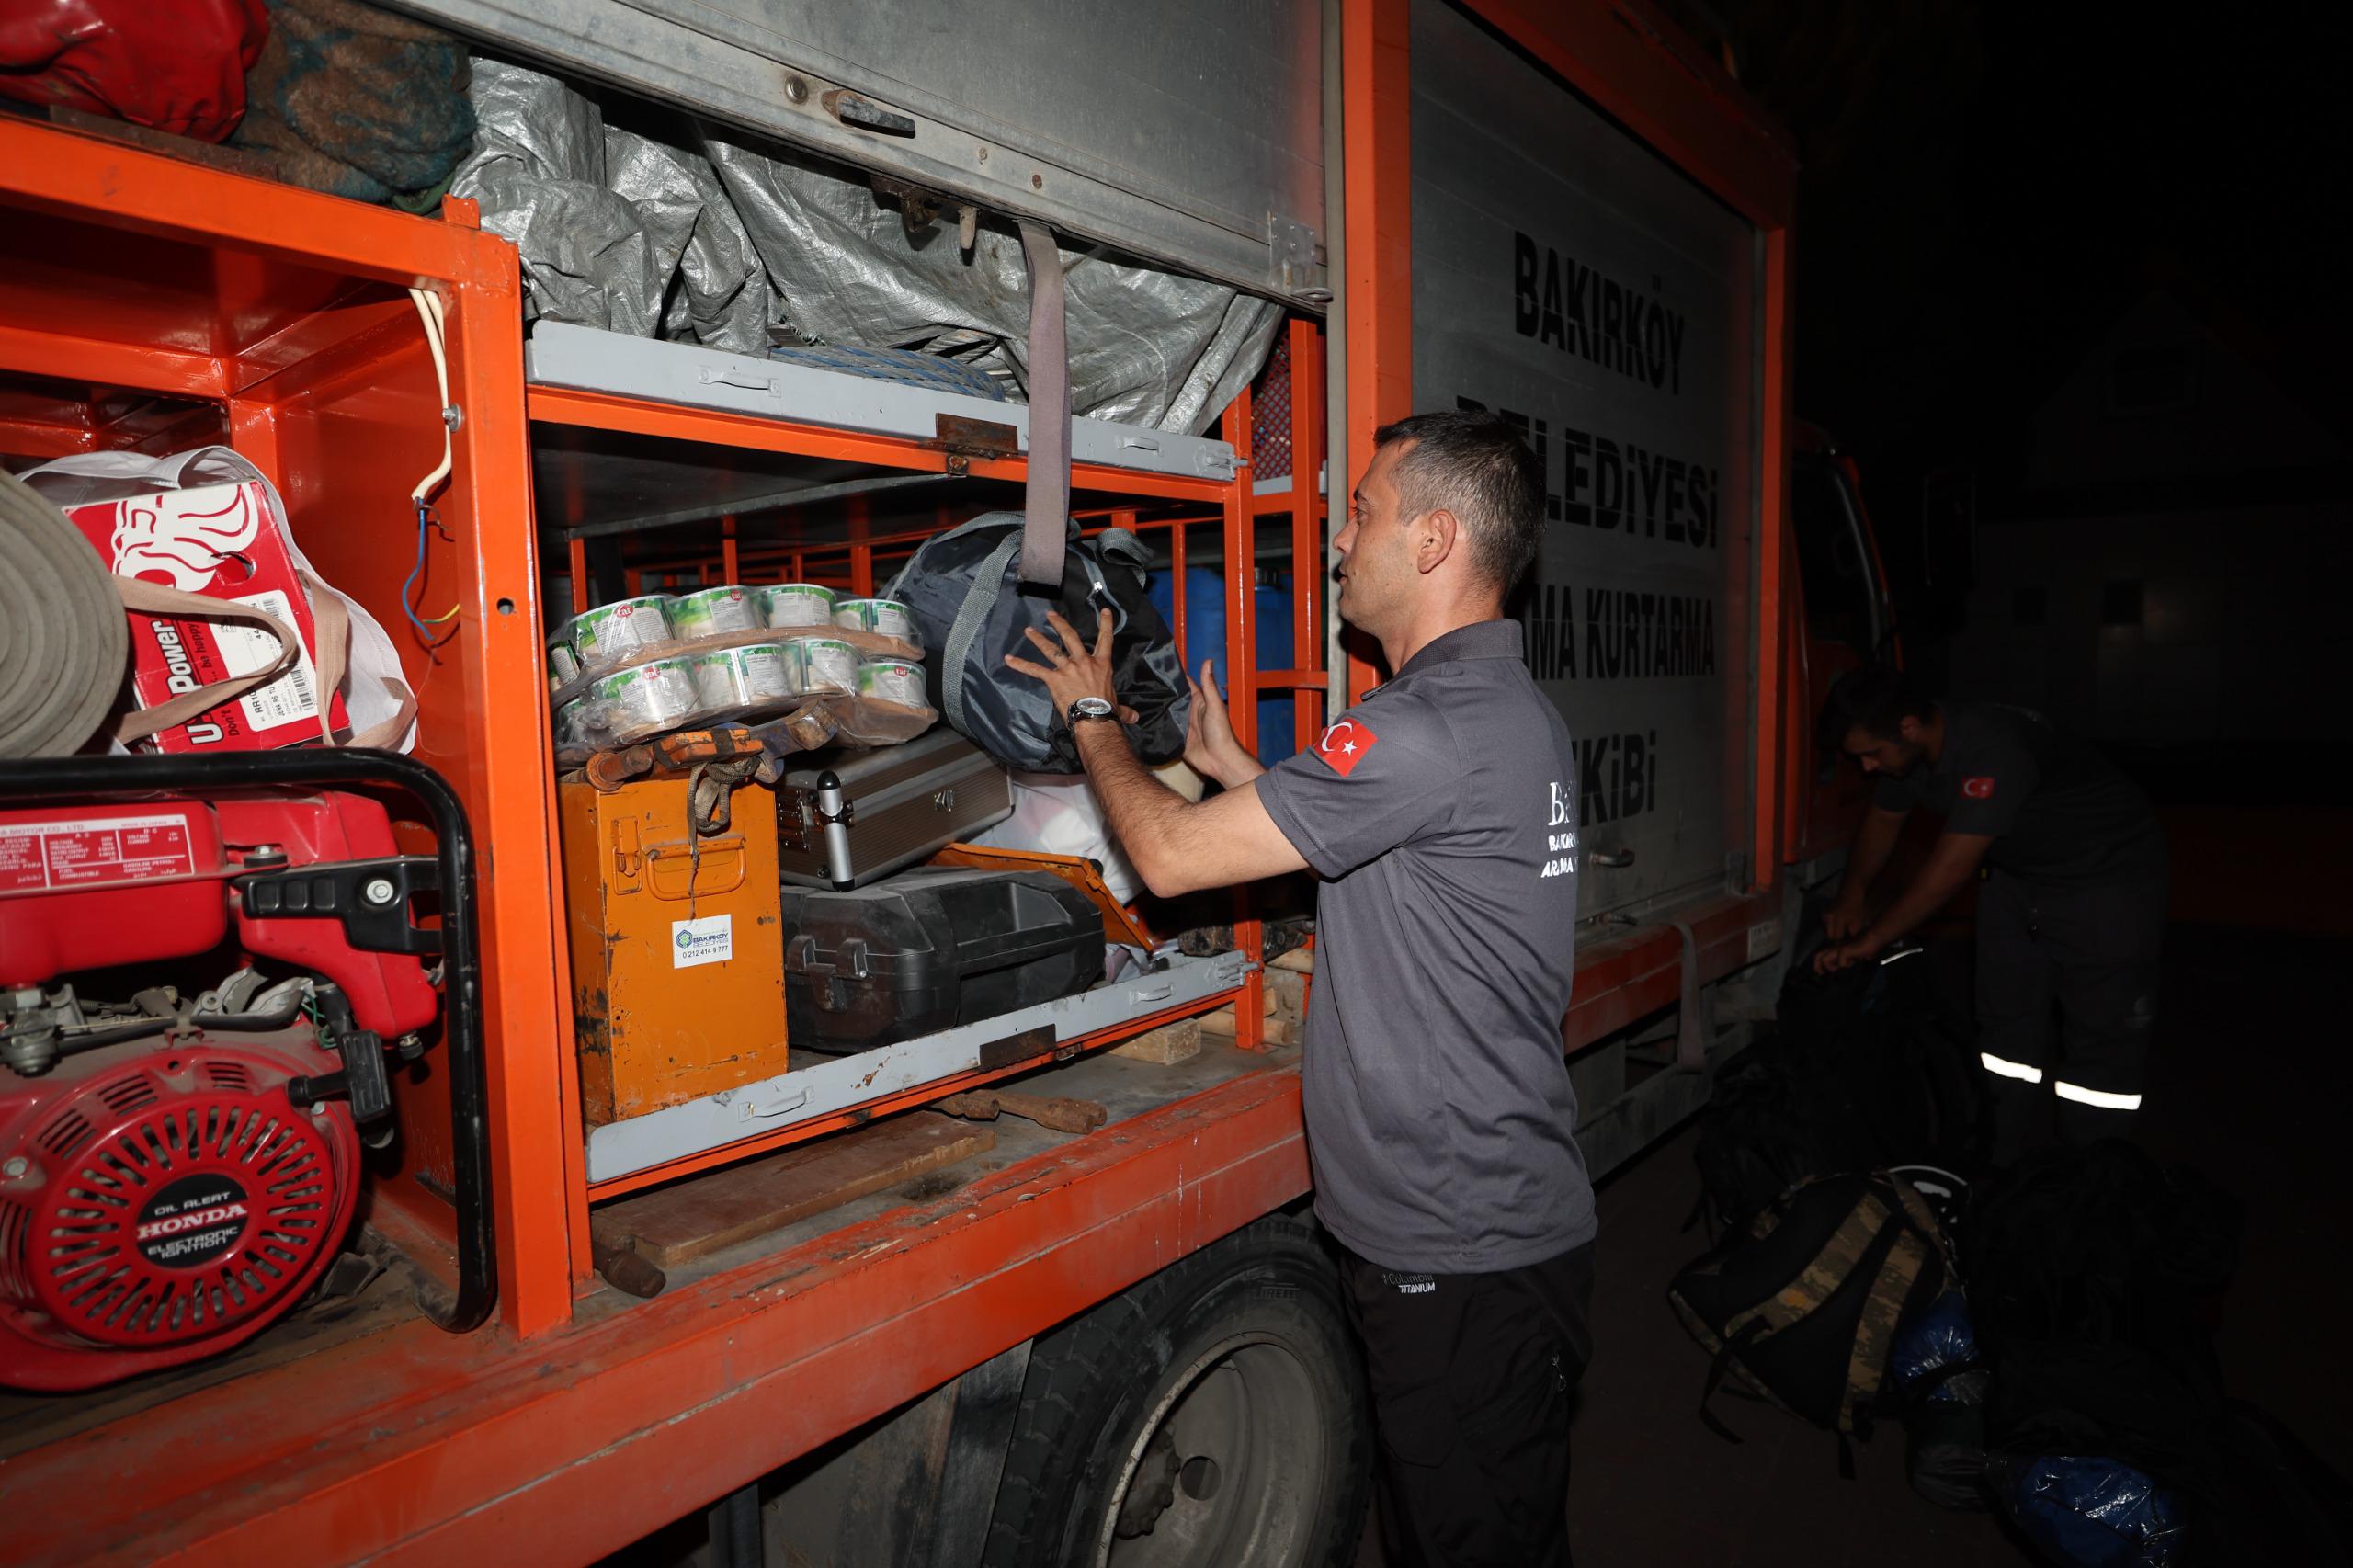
{"left": 560, "top": 774, "right": 786, "bottom": 1125}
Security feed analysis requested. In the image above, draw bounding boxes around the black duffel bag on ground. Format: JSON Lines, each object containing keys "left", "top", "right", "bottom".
{"left": 889, "top": 511, "right": 1188, "bottom": 774}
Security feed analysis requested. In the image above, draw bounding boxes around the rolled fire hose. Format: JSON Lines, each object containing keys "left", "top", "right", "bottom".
{"left": 0, "top": 469, "right": 130, "bottom": 758}
{"left": 0, "top": 468, "right": 311, "bottom": 758}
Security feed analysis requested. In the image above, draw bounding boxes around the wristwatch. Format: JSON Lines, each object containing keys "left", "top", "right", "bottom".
{"left": 1066, "top": 696, "right": 1119, "bottom": 728}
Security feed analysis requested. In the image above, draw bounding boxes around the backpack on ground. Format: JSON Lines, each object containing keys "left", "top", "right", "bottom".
{"left": 1668, "top": 1170, "right": 1954, "bottom": 1471}
{"left": 1692, "top": 925, "right": 1980, "bottom": 1236}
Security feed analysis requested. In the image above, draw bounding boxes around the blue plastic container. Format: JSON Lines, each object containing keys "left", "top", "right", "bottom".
{"left": 1145, "top": 566, "right": 1302, "bottom": 766}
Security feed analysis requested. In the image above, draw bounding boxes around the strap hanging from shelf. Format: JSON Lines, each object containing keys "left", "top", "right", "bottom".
{"left": 1017, "top": 221, "right": 1071, "bottom": 589}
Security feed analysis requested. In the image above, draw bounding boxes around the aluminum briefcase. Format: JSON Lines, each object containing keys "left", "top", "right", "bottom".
{"left": 776, "top": 726, "right": 1013, "bottom": 889}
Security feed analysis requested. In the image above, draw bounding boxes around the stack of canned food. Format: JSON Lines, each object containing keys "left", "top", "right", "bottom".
{"left": 548, "top": 583, "right": 930, "bottom": 751}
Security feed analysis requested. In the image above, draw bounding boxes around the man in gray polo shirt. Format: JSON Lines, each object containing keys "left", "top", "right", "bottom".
{"left": 1009, "top": 410, "right": 1594, "bottom": 1567}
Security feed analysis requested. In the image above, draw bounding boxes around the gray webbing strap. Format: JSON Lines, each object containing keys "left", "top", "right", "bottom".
{"left": 941, "top": 531, "right": 1024, "bottom": 734}
{"left": 1095, "top": 527, "right": 1147, "bottom": 567}
{"left": 1668, "top": 917, "right": 1706, "bottom": 1070}
{"left": 1017, "top": 221, "right": 1070, "bottom": 588}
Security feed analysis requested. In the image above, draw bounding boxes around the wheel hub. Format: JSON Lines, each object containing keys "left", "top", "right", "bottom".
{"left": 1099, "top": 1338, "right": 1329, "bottom": 1567}
{"left": 1113, "top": 1427, "right": 1182, "bottom": 1539}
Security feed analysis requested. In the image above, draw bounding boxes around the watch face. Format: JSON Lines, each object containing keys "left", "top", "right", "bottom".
{"left": 1072, "top": 697, "right": 1116, "bottom": 720}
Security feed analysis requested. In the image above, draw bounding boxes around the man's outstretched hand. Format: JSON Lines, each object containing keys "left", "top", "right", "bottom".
{"left": 1185, "top": 659, "right": 1260, "bottom": 789}
{"left": 1005, "top": 608, "right": 1137, "bottom": 727}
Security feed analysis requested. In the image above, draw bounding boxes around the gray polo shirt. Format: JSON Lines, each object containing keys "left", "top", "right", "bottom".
{"left": 1255, "top": 619, "right": 1596, "bottom": 1274}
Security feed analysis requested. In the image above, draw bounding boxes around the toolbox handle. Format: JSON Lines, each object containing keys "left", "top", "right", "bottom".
{"left": 645, "top": 837, "right": 746, "bottom": 900}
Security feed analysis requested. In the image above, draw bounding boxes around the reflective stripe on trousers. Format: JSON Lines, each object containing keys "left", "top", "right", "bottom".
{"left": 2052, "top": 1080, "right": 2143, "bottom": 1111}
{"left": 1980, "top": 1052, "right": 2143, "bottom": 1109}
{"left": 1980, "top": 1051, "right": 2043, "bottom": 1085}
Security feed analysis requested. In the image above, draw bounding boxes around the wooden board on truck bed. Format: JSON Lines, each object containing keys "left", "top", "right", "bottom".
{"left": 596, "top": 1112, "right": 996, "bottom": 1268}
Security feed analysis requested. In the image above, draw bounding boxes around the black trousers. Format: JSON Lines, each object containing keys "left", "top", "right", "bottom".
{"left": 1976, "top": 866, "right": 2167, "bottom": 1162}
{"left": 1341, "top": 1240, "right": 1596, "bottom": 1568}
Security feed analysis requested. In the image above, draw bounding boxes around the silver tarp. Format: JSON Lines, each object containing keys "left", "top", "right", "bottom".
{"left": 453, "top": 62, "right": 1279, "bottom": 435}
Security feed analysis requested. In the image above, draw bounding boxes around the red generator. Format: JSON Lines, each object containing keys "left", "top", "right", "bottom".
{"left": 0, "top": 784, "right": 449, "bottom": 1391}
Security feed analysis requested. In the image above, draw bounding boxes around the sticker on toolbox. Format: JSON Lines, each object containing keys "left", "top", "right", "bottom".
{"left": 0, "top": 814, "right": 197, "bottom": 892}
{"left": 217, "top": 588, "right": 324, "bottom": 732}
{"left": 1747, "top": 918, "right": 1781, "bottom": 961}
{"left": 671, "top": 914, "right": 734, "bottom": 969}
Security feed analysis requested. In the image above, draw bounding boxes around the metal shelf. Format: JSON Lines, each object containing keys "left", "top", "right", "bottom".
{"left": 524, "top": 324, "right": 1245, "bottom": 554}
{"left": 585, "top": 949, "right": 1253, "bottom": 1191}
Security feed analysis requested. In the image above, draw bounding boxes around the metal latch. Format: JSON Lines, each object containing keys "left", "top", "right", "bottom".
{"left": 783, "top": 934, "right": 870, "bottom": 982}
{"left": 824, "top": 89, "right": 916, "bottom": 136}
{"left": 1267, "top": 213, "right": 1326, "bottom": 300}
{"left": 926, "top": 413, "right": 1020, "bottom": 477}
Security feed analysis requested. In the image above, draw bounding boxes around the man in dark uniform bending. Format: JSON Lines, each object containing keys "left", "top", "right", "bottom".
{"left": 1010, "top": 410, "right": 1595, "bottom": 1566}
{"left": 1813, "top": 665, "right": 2167, "bottom": 1159}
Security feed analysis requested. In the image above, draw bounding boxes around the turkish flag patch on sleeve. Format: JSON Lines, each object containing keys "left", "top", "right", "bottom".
{"left": 1315, "top": 719, "right": 1379, "bottom": 777}
{"left": 1961, "top": 776, "right": 1996, "bottom": 799}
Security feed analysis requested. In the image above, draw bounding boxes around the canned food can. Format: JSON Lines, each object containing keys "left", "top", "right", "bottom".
{"left": 590, "top": 657, "right": 699, "bottom": 735}
{"left": 691, "top": 643, "right": 800, "bottom": 708}
{"left": 552, "top": 699, "right": 584, "bottom": 748}
{"left": 568, "top": 595, "right": 674, "bottom": 667}
{"left": 856, "top": 658, "right": 927, "bottom": 708}
{"left": 758, "top": 583, "right": 837, "bottom": 629}
{"left": 798, "top": 637, "right": 859, "bottom": 694}
{"left": 833, "top": 597, "right": 920, "bottom": 644}
{"left": 671, "top": 584, "right": 762, "bottom": 639}
{"left": 548, "top": 640, "right": 581, "bottom": 684}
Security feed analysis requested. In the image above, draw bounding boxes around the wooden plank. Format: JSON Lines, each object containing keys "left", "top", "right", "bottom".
{"left": 597, "top": 1113, "right": 996, "bottom": 1269}
{"left": 1110, "top": 1016, "right": 1202, "bottom": 1065}
{"left": 1199, "top": 1006, "right": 1296, "bottom": 1047}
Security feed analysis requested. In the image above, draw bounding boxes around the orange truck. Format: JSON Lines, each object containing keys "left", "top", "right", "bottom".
{"left": 0, "top": 2, "right": 1890, "bottom": 1562}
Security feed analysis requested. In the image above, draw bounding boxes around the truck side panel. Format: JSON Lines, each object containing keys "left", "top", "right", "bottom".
{"left": 1408, "top": 0, "right": 1762, "bottom": 915}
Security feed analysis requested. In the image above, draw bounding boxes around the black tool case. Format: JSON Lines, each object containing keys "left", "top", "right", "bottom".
{"left": 782, "top": 869, "right": 1106, "bottom": 1050}
{"left": 776, "top": 726, "right": 1013, "bottom": 889}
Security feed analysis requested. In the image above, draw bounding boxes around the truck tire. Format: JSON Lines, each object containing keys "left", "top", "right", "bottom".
{"left": 982, "top": 1214, "right": 1372, "bottom": 1568}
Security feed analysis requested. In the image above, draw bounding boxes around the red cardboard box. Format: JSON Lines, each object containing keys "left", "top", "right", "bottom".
{"left": 69, "top": 479, "right": 348, "bottom": 752}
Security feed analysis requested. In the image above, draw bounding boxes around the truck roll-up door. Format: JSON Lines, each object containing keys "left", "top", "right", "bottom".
{"left": 1407, "top": 0, "right": 1763, "bottom": 915}
{"left": 392, "top": 0, "right": 1327, "bottom": 306}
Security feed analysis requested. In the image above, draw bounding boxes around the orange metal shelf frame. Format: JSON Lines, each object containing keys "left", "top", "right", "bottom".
{"left": 530, "top": 345, "right": 1323, "bottom": 1217}
{"left": 0, "top": 114, "right": 1327, "bottom": 1346}
{"left": 0, "top": 116, "right": 575, "bottom": 1339}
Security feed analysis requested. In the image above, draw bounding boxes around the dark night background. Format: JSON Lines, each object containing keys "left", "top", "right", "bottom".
{"left": 1536, "top": 12, "right": 2353, "bottom": 1564}
{"left": 1668, "top": 1, "right": 2351, "bottom": 790}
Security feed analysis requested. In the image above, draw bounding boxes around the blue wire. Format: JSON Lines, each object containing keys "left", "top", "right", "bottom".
{"left": 403, "top": 503, "right": 458, "bottom": 643}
